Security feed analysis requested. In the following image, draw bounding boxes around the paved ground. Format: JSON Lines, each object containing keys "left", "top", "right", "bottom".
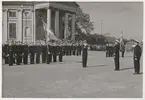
{"left": 2, "top": 51, "right": 143, "bottom": 98}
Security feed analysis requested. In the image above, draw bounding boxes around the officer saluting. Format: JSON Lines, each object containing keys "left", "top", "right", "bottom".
{"left": 113, "top": 39, "right": 120, "bottom": 71}
{"left": 133, "top": 40, "right": 142, "bottom": 74}
{"left": 82, "top": 40, "right": 88, "bottom": 68}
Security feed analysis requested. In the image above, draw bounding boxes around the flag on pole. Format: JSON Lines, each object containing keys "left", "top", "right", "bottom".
{"left": 42, "top": 19, "right": 58, "bottom": 41}
{"left": 120, "top": 30, "right": 124, "bottom": 50}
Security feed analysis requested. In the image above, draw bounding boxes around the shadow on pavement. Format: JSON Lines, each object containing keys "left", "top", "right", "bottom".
{"left": 88, "top": 64, "right": 107, "bottom": 68}
{"left": 119, "top": 67, "right": 134, "bottom": 71}
{"left": 124, "top": 56, "right": 133, "bottom": 58}
{"left": 76, "top": 61, "right": 82, "bottom": 63}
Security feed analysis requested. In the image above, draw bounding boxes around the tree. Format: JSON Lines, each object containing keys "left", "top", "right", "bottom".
{"left": 76, "top": 8, "right": 94, "bottom": 37}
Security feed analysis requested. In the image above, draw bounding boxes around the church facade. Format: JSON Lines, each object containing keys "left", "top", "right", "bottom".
{"left": 2, "top": 1, "right": 79, "bottom": 44}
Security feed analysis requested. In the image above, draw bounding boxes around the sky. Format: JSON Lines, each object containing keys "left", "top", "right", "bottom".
{"left": 77, "top": 2, "right": 143, "bottom": 41}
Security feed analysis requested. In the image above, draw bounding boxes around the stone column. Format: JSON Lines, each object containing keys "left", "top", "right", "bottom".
{"left": 64, "top": 13, "right": 69, "bottom": 40}
{"left": 71, "top": 14, "right": 76, "bottom": 41}
{"left": 2, "top": 9, "right": 8, "bottom": 43}
{"left": 55, "top": 10, "right": 59, "bottom": 38}
{"left": 17, "top": 9, "right": 23, "bottom": 42}
{"left": 32, "top": 9, "right": 36, "bottom": 44}
{"left": 47, "top": 8, "right": 51, "bottom": 41}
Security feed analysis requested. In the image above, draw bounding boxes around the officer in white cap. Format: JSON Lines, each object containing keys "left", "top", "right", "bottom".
{"left": 133, "top": 40, "right": 142, "bottom": 74}
{"left": 113, "top": 39, "right": 120, "bottom": 71}
{"left": 82, "top": 40, "right": 88, "bottom": 68}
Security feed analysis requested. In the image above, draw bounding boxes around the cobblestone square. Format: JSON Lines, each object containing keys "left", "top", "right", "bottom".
{"left": 2, "top": 51, "right": 143, "bottom": 98}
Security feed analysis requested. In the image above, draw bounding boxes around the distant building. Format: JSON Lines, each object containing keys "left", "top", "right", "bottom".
{"left": 2, "top": 1, "right": 79, "bottom": 44}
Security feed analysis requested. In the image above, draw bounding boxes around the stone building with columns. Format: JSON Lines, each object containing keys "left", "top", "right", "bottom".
{"left": 2, "top": 1, "right": 79, "bottom": 44}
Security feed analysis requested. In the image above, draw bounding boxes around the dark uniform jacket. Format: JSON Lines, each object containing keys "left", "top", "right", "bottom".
{"left": 134, "top": 45, "right": 142, "bottom": 59}
{"left": 113, "top": 44, "right": 120, "bottom": 58}
{"left": 82, "top": 44, "right": 88, "bottom": 55}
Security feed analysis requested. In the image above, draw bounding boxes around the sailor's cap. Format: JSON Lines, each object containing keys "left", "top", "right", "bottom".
{"left": 134, "top": 40, "right": 139, "bottom": 43}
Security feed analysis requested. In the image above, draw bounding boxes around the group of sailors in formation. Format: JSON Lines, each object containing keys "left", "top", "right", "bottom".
{"left": 106, "top": 43, "right": 125, "bottom": 58}
{"left": 2, "top": 40, "right": 83, "bottom": 66}
{"left": 2, "top": 39, "right": 142, "bottom": 74}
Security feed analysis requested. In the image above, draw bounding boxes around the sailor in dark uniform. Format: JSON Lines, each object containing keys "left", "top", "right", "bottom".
{"left": 2, "top": 44, "right": 4, "bottom": 61}
{"left": 52, "top": 42, "right": 57, "bottom": 62}
{"left": 72, "top": 44, "right": 75, "bottom": 56}
{"left": 23, "top": 42, "right": 28, "bottom": 65}
{"left": 19, "top": 42, "right": 23, "bottom": 64}
{"left": 82, "top": 40, "right": 88, "bottom": 68}
{"left": 76, "top": 43, "right": 79, "bottom": 56}
{"left": 62, "top": 43, "right": 65, "bottom": 56}
{"left": 58, "top": 42, "right": 63, "bottom": 62}
{"left": 36, "top": 41, "right": 41, "bottom": 64}
{"left": 78, "top": 43, "right": 82, "bottom": 56}
{"left": 8, "top": 41, "right": 14, "bottom": 66}
{"left": 121, "top": 45, "right": 125, "bottom": 57}
{"left": 63, "top": 43, "right": 66, "bottom": 56}
{"left": 3, "top": 41, "right": 9, "bottom": 64}
{"left": 29, "top": 42, "right": 35, "bottom": 64}
{"left": 110, "top": 44, "right": 113, "bottom": 57}
{"left": 108, "top": 44, "right": 111, "bottom": 57}
{"left": 65, "top": 43, "right": 68, "bottom": 56}
{"left": 69, "top": 43, "right": 71, "bottom": 56}
{"left": 15, "top": 41, "right": 21, "bottom": 65}
{"left": 113, "top": 40, "right": 120, "bottom": 71}
{"left": 49, "top": 42, "right": 53, "bottom": 63}
{"left": 12, "top": 41, "right": 16, "bottom": 64}
{"left": 46, "top": 41, "right": 50, "bottom": 64}
{"left": 106, "top": 43, "right": 109, "bottom": 57}
{"left": 133, "top": 40, "right": 142, "bottom": 74}
{"left": 42, "top": 43, "right": 47, "bottom": 63}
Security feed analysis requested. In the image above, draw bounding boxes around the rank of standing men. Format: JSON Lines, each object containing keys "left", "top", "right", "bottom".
{"left": 2, "top": 40, "right": 82, "bottom": 66}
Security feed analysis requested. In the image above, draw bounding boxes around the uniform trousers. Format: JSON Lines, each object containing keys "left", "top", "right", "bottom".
{"left": 114, "top": 57, "right": 119, "bottom": 70}
{"left": 59, "top": 54, "right": 63, "bottom": 62}
{"left": 30, "top": 53, "right": 35, "bottom": 64}
{"left": 82, "top": 54, "right": 87, "bottom": 67}
{"left": 134, "top": 58, "right": 140, "bottom": 73}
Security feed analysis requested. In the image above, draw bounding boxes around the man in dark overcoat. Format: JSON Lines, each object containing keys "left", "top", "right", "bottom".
{"left": 82, "top": 40, "right": 88, "bottom": 68}
{"left": 133, "top": 40, "right": 142, "bottom": 74}
{"left": 113, "top": 40, "right": 120, "bottom": 71}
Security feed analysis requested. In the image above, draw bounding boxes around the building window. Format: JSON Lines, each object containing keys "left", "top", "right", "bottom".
{"left": 25, "top": 27, "right": 30, "bottom": 37}
{"left": 9, "top": 10, "right": 16, "bottom": 17}
{"left": 9, "top": 23, "right": 16, "bottom": 39}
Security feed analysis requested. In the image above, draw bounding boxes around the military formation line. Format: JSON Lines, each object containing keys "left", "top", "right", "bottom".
{"left": 2, "top": 41, "right": 82, "bottom": 66}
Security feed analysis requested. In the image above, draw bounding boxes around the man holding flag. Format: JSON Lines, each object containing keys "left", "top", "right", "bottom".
{"left": 120, "top": 31, "right": 125, "bottom": 57}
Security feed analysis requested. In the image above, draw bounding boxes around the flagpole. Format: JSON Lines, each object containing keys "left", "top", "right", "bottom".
{"left": 120, "top": 30, "right": 124, "bottom": 51}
